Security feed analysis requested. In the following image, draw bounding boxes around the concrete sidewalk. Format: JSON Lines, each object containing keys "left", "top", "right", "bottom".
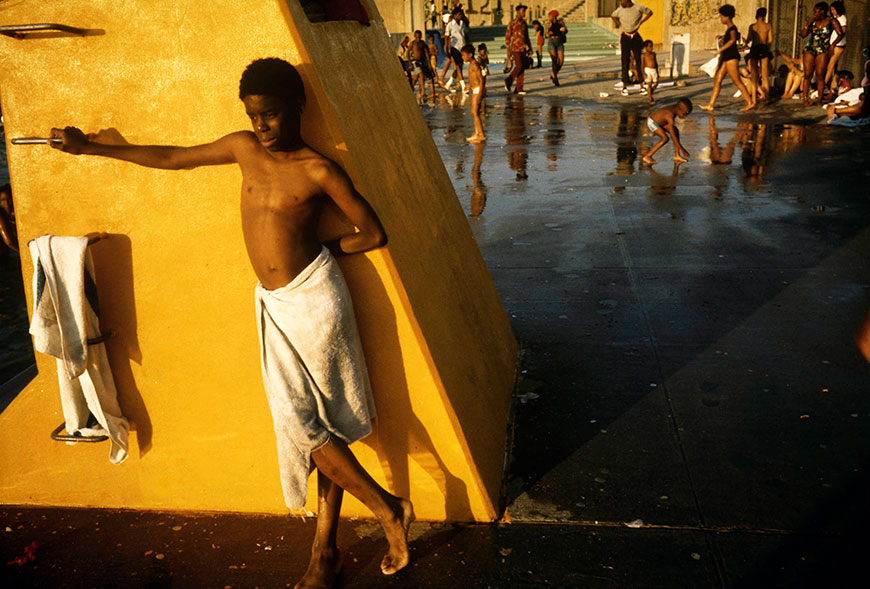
{"left": 4, "top": 68, "right": 870, "bottom": 587}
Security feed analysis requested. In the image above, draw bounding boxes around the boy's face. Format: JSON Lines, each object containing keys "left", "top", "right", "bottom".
{"left": 243, "top": 94, "right": 297, "bottom": 151}
{"left": 461, "top": 51, "right": 473, "bottom": 63}
{"left": 676, "top": 104, "right": 690, "bottom": 119}
{"left": 0, "top": 191, "right": 11, "bottom": 213}
{"left": 414, "top": 32, "right": 422, "bottom": 41}
{"left": 644, "top": 44, "right": 653, "bottom": 53}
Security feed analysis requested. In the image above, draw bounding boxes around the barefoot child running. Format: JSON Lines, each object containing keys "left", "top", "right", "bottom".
{"left": 462, "top": 44, "right": 487, "bottom": 143}
{"left": 641, "top": 40, "right": 658, "bottom": 103}
{"left": 50, "top": 58, "right": 414, "bottom": 588}
{"left": 643, "top": 98, "right": 692, "bottom": 165}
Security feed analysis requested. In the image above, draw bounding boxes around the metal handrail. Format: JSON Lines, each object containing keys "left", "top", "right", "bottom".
{"left": 0, "top": 23, "right": 88, "bottom": 39}
{"left": 50, "top": 423, "right": 109, "bottom": 443}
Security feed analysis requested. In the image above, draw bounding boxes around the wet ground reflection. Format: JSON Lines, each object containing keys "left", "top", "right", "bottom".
{"left": 424, "top": 99, "right": 832, "bottom": 222}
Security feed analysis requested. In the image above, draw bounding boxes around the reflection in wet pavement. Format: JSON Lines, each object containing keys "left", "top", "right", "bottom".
{"left": 423, "top": 96, "right": 870, "bottom": 535}
{"left": 424, "top": 98, "right": 852, "bottom": 234}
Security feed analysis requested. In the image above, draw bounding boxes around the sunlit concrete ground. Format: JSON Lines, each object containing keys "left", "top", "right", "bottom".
{"left": 3, "top": 58, "right": 870, "bottom": 586}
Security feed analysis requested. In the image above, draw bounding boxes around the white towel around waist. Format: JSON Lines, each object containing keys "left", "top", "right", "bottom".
{"left": 255, "top": 246, "right": 375, "bottom": 508}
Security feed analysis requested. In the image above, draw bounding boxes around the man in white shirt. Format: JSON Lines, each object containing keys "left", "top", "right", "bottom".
{"left": 444, "top": 8, "right": 471, "bottom": 92}
{"left": 611, "top": 0, "right": 653, "bottom": 95}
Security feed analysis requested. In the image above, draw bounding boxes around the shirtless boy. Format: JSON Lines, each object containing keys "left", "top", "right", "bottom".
{"left": 643, "top": 97, "right": 692, "bottom": 165}
{"left": 50, "top": 58, "right": 413, "bottom": 589}
{"left": 461, "top": 45, "right": 487, "bottom": 143}
{"left": 427, "top": 35, "right": 439, "bottom": 79}
{"left": 640, "top": 40, "right": 658, "bottom": 103}
{"left": 410, "top": 30, "right": 437, "bottom": 100}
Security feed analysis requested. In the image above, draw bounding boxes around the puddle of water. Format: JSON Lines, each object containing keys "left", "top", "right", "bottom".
{"left": 422, "top": 96, "right": 867, "bottom": 224}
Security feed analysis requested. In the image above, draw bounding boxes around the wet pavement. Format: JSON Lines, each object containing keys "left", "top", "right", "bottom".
{"left": 4, "top": 58, "right": 870, "bottom": 587}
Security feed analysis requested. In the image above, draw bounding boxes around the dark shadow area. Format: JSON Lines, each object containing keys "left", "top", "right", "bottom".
{"left": 466, "top": 107, "right": 870, "bottom": 528}
{"left": 335, "top": 250, "right": 473, "bottom": 521}
{"left": 726, "top": 464, "right": 870, "bottom": 587}
{"left": 0, "top": 250, "right": 34, "bottom": 402}
{"left": 88, "top": 234, "right": 152, "bottom": 456}
{"left": 300, "top": 0, "right": 369, "bottom": 24}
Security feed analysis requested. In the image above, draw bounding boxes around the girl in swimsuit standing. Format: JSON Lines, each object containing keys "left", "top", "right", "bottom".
{"left": 800, "top": 2, "right": 843, "bottom": 106}
{"left": 700, "top": 4, "right": 755, "bottom": 112}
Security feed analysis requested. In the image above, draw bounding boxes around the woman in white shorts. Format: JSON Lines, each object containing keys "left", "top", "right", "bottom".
{"left": 824, "top": 1, "right": 847, "bottom": 90}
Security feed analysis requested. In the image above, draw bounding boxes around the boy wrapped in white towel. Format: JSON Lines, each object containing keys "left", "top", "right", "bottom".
{"left": 51, "top": 58, "right": 414, "bottom": 586}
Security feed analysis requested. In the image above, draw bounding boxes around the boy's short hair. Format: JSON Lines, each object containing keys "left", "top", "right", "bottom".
{"left": 756, "top": 7, "right": 767, "bottom": 18}
{"left": 836, "top": 69, "right": 854, "bottom": 79}
{"left": 460, "top": 44, "right": 475, "bottom": 55}
{"left": 414, "top": 29, "right": 422, "bottom": 36}
{"left": 478, "top": 43, "right": 488, "bottom": 52}
{"left": 238, "top": 58, "right": 306, "bottom": 115}
{"left": 718, "top": 4, "right": 735, "bottom": 18}
{"left": 677, "top": 98, "right": 693, "bottom": 113}
{"left": 643, "top": 40, "right": 653, "bottom": 48}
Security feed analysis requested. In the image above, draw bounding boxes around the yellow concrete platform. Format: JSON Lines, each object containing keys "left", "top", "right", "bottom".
{"left": 0, "top": 0, "right": 516, "bottom": 521}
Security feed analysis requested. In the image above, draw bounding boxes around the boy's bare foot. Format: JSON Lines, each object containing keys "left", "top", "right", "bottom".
{"left": 673, "top": 154, "right": 688, "bottom": 163}
{"left": 295, "top": 548, "right": 342, "bottom": 589}
{"left": 466, "top": 135, "right": 486, "bottom": 143}
{"left": 642, "top": 155, "right": 658, "bottom": 165}
{"left": 739, "top": 102, "right": 755, "bottom": 112}
{"left": 699, "top": 104, "right": 714, "bottom": 112}
{"left": 380, "top": 498, "right": 414, "bottom": 576}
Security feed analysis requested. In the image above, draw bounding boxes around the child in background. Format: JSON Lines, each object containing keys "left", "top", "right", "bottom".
{"left": 427, "top": 35, "right": 440, "bottom": 81}
{"left": 643, "top": 98, "right": 692, "bottom": 165}
{"left": 641, "top": 40, "right": 658, "bottom": 103}
{"left": 477, "top": 43, "right": 490, "bottom": 78}
{"left": 532, "top": 20, "right": 545, "bottom": 68}
{"left": 409, "top": 30, "right": 436, "bottom": 101}
{"left": 461, "top": 45, "right": 486, "bottom": 143}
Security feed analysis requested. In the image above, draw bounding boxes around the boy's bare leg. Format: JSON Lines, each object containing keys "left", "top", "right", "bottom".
{"left": 295, "top": 470, "right": 344, "bottom": 589}
{"left": 648, "top": 82, "right": 656, "bottom": 104}
{"left": 467, "top": 95, "right": 487, "bottom": 142}
{"left": 673, "top": 127, "right": 689, "bottom": 162}
{"left": 643, "top": 129, "right": 667, "bottom": 164}
{"left": 310, "top": 436, "right": 414, "bottom": 575}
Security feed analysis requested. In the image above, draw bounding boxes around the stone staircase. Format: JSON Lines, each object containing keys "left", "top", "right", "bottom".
{"left": 468, "top": 19, "right": 618, "bottom": 64}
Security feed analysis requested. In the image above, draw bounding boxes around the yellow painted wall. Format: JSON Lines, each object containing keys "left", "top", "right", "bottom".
{"left": 0, "top": 0, "right": 517, "bottom": 522}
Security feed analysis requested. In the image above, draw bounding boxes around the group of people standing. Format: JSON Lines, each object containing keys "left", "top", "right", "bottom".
{"left": 700, "top": 2, "right": 858, "bottom": 113}
{"left": 502, "top": 5, "right": 569, "bottom": 94}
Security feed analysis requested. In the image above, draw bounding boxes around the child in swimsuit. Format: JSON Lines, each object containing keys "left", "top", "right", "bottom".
{"left": 462, "top": 45, "right": 486, "bottom": 143}
{"left": 643, "top": 98, "right": 692, "bottom": 166}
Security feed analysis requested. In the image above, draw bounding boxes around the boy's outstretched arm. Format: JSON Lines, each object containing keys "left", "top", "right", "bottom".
{"left": 50, "top": 126, "right": 241, "bottom": 170}
{"left": 315, "top": 161, "right": 387, "bottom": 256}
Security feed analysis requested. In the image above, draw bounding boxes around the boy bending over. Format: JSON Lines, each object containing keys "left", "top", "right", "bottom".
{"left": 643, "top": 97, "right": 692, "bottom": 165}
{"left": 50, "top": 58, "right": 413, "bottom": 588}
{"left": 461, "top": 44, "right": 487, "bottom": 143}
